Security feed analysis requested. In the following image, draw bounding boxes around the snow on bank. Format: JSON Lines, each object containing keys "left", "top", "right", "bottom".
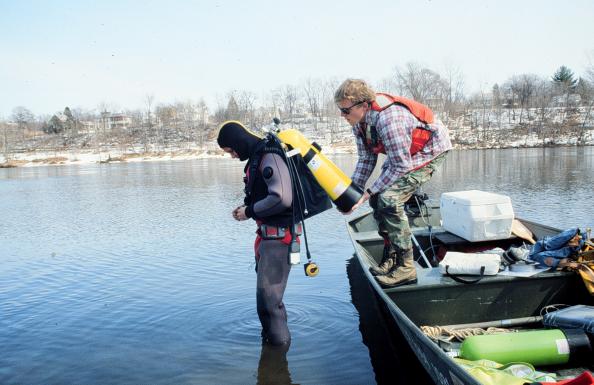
{"left": 1, "top": 133, "right": 592, "bottom": 168}
{"left": 0, "top": 138, "right": 358, "bottom": 168}
{"left": 0, "top": 149, "right": 228, "bottom": 168}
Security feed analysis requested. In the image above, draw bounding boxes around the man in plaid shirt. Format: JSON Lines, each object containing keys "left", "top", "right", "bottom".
{"left": 335, "top": 79, "right": 451, "bottom": 287}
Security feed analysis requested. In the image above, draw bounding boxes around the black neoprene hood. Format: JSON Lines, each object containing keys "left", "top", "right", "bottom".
{"left": 217, "top": 121, "right": 261, "bottom": 161}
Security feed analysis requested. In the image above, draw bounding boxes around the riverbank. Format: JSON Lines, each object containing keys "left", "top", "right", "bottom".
{"left": 1, "top": 130, "right": 593, "bottom": 168}
{"left": 0, "top": 149, "right": 224, "bottom": 168}
{"left": 1, "top": 142, "right": 593, "bottom": 168}
{"left": 0, "top": 144, "right": 358, "bottom": 168}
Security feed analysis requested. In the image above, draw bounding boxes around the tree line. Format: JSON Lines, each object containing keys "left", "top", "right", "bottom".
{"left": 2, "top": 62, "right": 594, "bottom": 159}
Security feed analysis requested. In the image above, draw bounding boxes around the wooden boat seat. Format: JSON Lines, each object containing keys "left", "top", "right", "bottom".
{"left": 351, "top": 231, "right": 382, "bottom": 243}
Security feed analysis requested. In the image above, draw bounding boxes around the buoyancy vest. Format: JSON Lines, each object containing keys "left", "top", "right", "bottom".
{"left": 244, "top": 136, "right": 332, "bottom": 227}
{"left": 359, "top": 93, "right": 434, "bottom": 156}
{"left": 244, "top": 139, "right": 294, "bottom": 227}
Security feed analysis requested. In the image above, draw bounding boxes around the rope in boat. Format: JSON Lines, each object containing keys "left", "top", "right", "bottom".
{"left": 421, "top": 325, "right": 513, "bottom": 342}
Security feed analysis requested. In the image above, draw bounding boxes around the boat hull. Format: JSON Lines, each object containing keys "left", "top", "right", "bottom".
{"left": 347, "top": 208, "right": 588, "bottom": 385}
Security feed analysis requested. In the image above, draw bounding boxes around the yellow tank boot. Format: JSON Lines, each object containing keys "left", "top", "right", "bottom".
{"left": 374, "top": 249, "right": 417, "bottom": 287}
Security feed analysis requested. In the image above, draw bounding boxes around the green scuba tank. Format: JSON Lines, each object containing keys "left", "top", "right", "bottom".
{"left": 459, "top": 328, "right": 592, "bottom": 366}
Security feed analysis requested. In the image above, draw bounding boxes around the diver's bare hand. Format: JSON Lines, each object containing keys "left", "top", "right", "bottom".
{"left": 232, "top": 205, "right": 248, "bottom": 221}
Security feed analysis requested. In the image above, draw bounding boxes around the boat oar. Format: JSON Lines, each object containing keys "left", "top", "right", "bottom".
{"left": 511, "top": 219, "right": 536, "bottom": 244}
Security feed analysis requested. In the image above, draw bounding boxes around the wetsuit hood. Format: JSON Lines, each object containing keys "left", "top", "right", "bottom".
{"left": 217, "top": 121, "right": 262, "bottom": 161}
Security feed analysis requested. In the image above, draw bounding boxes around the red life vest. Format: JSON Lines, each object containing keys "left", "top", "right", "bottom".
{"left": 359, "top": 93, "right": 434, "bottom": 155}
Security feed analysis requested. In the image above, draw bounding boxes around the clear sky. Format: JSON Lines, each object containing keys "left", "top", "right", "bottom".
{"left": 1, "top": 0, "right": 593, "bottom": 117}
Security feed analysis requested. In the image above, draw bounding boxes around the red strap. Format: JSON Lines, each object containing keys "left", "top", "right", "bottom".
{"left": 254, "top": 235, "right": 262, "bottom": 261}
{"left": 255, "top": 225, "right": 300, "bottom": 252}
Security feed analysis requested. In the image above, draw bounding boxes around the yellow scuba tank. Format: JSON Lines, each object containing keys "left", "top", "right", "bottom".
{"left": 276, "top": 129, "right": 363, "bottom": 212}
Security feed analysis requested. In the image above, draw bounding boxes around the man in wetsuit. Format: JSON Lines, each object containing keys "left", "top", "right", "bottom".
{"left": 217, "top": 121, "right": 295, "bottom": 346}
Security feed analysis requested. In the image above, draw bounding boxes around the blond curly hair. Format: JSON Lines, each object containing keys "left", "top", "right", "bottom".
{"left": 334, "top": 79, "right": 376, "bottom": 104}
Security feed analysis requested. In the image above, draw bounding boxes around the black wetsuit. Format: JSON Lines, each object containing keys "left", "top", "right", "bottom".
{"left": 246, "top": 151, "right": 294, "bottom": 346}
{"left": 217, "top": 122, "right": 295, "bottom": 346}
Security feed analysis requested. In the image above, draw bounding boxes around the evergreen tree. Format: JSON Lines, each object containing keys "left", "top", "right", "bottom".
{"left": 226, "top": 95, "right": 240, "bottom": 120}
{"left": 64, "top": 106, "right": 73, "bottom": 120}
{"left": 552, "top": 65, "right": 578, "bottom": 89}
{"left": 63, "top": 106, "right": 75, "bottom": 131}
{"left": 43, "top": 115, "right": 64, "bottom": 134}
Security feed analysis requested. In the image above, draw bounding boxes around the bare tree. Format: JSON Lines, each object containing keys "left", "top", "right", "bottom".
{"left": 11, "top": 106, "right": 35, "bottom": 142}
{"left": 374, "top": 77, "right": 400, "bottom": 96}
{"left": 175, "top": 100, "right": 195, "bottom": 149}
{"left": 321, "top": 78, "right": 343, "bottom": 141}
{"left": 237, "top": 90, "right": 258, "bottom": 127}
{"left": 492, "top": 84, "right": 503, "bottom": 130}
{"left": 1, "top": 119, "right": 10, "bottom": 159}
{"left": 532, "top": 79, "right": 555, "bottom": 143}
{"left": 441, "top": 64, "right": 466, "bottom": 122}
{"left": 144, "top": 94, "right": 155, "bottom": 152}
{"left": 278, "top": 85, "right": 299, "bottom": 122}
{"left": 302, "top": 78, "right": 324, "bottom": 119}
{"left": 320, "top": 78, "right": 340, "bottom": 117}
{"left": 97, "top": 102, "right": 110, "bottom": 134}
{"left": 580, "top": 56, "right": 594, "bottom": 132}
{"left": 501, "top": 82, "right": 516, "bottom": 123}
{"left": 196, "top": 99, "right": 209, "bottom": 145}
{"left": 508, "top": 74, "right": 539, "bottom": 126}
{"left": 394, "top": 62, "right": 444, "bottom": 107}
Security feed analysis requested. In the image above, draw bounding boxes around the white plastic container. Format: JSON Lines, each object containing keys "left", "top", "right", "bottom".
{"left": 440, "top": 190, "right": 514, "bottom": 242}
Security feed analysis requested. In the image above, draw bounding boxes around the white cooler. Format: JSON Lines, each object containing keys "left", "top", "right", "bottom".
{"left": 440, "top": 190, "right": 514, "bottom": 242}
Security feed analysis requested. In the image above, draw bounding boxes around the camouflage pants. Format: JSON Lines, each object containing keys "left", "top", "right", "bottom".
{"left": 370, "top": 153, "right": 447, "bottom": 252}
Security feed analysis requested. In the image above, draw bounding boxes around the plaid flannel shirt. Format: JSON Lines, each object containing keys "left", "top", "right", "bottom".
{"left": 351, "top": 104, "right": 452, "bottom": 195}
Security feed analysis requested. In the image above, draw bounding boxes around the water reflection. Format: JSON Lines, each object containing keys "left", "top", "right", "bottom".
{"left": 257, "top": 343, "right": 295, "bottom": 385}
{"left": 347, "top": 256, "right": 433, "bottom": 385}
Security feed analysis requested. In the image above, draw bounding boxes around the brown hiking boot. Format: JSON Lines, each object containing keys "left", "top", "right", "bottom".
{"left": 375, "top": 249, "right": 417, "bottom": 287}
{"left": 369, "top": 251, "right": 397, "bottom": 276}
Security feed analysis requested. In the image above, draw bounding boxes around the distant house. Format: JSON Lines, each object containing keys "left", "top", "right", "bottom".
{"left": 93, "top": 112, "right": 131, "bottom": 131}
{"left": 108, "top": 113, "right": 130, "bottom": 129}
{"left": 551, "top": 94, "right": 581, "bottom": 107}
{"left": 79, "top": 121, "right": 96, "bottom": 133}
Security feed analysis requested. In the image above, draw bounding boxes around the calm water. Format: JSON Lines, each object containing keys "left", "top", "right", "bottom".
{"left": 1, "top": 147, "right": 593, "bottom": 385}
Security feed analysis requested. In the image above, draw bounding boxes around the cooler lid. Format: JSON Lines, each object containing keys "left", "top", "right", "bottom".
{"left": 440, "top": 190, "right": 511, "bottom": 206}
